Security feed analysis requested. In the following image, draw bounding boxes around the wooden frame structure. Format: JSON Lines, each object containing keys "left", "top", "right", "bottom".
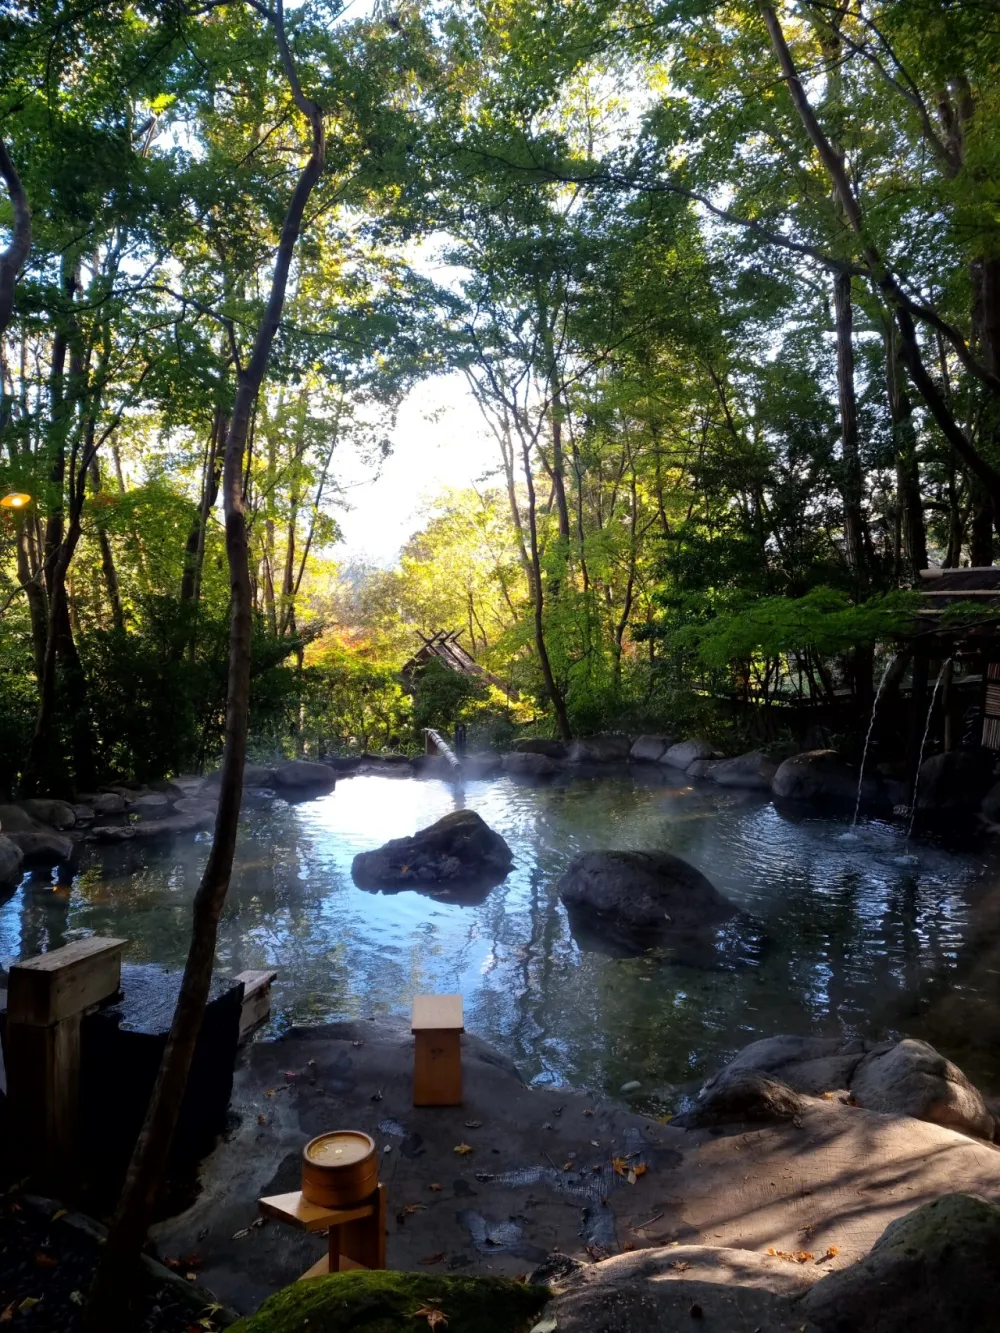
{"left": 259, "top": 1184, "right": 387, "bottom": 1278}
{"left": 400, "top": 629, "right": 516, "bottom": 700}
{"left": 411, "top": 993, "right": 464, "bottom": 1107}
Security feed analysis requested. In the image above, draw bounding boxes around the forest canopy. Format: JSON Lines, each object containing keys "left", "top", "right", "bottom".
{"left": 2, "top": 0, "right": 998, "bottom": 792}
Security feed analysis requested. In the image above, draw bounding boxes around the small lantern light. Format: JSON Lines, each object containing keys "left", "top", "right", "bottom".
{"left": 0, "top": 492, "right": 31, "bottom": 510}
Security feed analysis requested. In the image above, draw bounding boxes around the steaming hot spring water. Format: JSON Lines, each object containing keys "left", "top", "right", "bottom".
{"left": 5, "top": 769, "right": 1000, "bottom": 1110}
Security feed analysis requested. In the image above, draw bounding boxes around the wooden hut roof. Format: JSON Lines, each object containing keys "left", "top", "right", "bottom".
{"left": 400, "top": 630, "right": 516, "bottom": 698}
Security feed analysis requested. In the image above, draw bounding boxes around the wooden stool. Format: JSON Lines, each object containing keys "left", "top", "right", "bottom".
{"left": 411, "top": 994, "right": 464, "bottom": 1106}
{"left": 259, "top": 1184, "right": 387, "bottom": 1279}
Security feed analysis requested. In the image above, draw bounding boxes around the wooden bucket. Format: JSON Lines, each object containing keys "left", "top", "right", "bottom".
{"left": 301, "top": 1130, "right": 378, "bottom": 1207}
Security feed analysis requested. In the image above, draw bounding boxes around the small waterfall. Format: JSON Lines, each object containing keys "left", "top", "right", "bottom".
{"left": 906, "top": 658, "right": 952, "bottom": 842}
{"left": 851, "top": 652, "right": 898, "bottom": 828}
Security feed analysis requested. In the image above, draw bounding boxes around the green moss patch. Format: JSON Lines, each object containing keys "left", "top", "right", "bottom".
{"left": 229, "top": 1271, "right": 550, "bottom": 1333}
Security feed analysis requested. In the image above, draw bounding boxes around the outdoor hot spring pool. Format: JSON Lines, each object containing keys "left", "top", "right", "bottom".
{"left": 5, "top": 769, "right": 1000, "bottom": 1106}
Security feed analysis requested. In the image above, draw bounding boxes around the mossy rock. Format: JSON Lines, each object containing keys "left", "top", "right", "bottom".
{"left": 229, "top": 1271, "right": 550, "bottom": 1333}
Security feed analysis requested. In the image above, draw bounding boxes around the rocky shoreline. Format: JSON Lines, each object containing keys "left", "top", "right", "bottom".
{"left": 149, "top": 1020, "right": 1000, "bottom": 1330}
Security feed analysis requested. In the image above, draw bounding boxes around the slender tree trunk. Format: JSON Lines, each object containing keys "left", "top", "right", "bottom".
{"left": 181, "top": 408, "right": 224, "bottom": 603}
{"left": 0, "top": 137, "right": 31, "bottom": 335}
{"left": 85, "top": 14, "right": 326, "bottom": 1320}
{"left": 833, "top": 272, "right": 867, "bottom": 581}
{"left": 885, "top": 320, "right": 928, "bottom": 577}
{"left": 90, "top": 456, "right": 124, "bottom": 631}
{"left": 520, "top": 438, "right": 571, "bottom": 740}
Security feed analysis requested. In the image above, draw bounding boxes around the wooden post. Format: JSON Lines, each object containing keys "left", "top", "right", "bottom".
{"left": 411, "top": 994, "right": 464, "bottom": 1107}
{"left": 6, "top": 936, "right": 126, "bottom": 1190}
{"left": 259, "top": 1183, "right": 387, "bottom": 1279}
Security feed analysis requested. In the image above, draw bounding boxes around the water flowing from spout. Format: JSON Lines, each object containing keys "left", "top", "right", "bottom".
{"left": 906, "top": 658, "right": 952, "bottom": 843}
{"left": 852, "top": 652, "right": 898, "bottom": 828}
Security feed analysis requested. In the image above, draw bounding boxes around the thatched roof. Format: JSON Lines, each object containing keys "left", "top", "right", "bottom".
{"left": 400, "top": 630, "right": 515, "bottom": 698}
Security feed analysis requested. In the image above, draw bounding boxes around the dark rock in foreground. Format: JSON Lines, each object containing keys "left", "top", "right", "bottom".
{"left": 629, "top": 734, "right": 672, "bottom": 762}
{"left": 0, "top": 834, "right": 23, "bottom": 888}
{"left": 711, "top": 749, "right": 779, "bottom": 790}
{"left": 802, "top": 1193, "right": 1000, "bottom": 1333}
{"left": 673, "top": 1069, "right": 806, "bottom": 1128}
{"left": 351, "top": 809, "right": 513, "bottom": 891}
{"left": 5, "top": 829, "right": 75, "bottom": 866}
{"left": 556, "top": 849, "right": 735, "bottom": 938}
{"left": 228, "top": 1272, "right": 549, "bottom": 1333}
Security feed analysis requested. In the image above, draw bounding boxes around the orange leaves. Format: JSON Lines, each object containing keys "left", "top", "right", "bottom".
{"left": 413, "top": 1306, "right": 448, "bottom": 1329}
{"left": 767, "top": 1247, "right": 815, "bottom": 1264}
{"left": 453, "top": 1143, "right": 473, "bottom": 1156}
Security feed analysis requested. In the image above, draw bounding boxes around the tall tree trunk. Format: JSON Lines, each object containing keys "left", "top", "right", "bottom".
{"left": 521, "top": 437, "right": 572, "bottom": 740}
{"left": 181, "top": 408, "right": 224, "bottom": 604}
{"left": 833, "top": 272, "right": 867, "bottom": 582}
{"left": 0, "top": 137, "right": 30, "bottom": 335}
{"left": 884, "top": 319, "right": 928, "bottom": 577}
{"left": 90, "top": 456, "right": 124, "bottom": 631}
{"left": 85, "top": 13, "right": 326, "bottom": 1321}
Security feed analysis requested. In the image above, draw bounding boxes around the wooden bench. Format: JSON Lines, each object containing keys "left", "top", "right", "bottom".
{"left": 259, "top": 1185, "right": 387, "bottom": 1278}
{"left": 411, "top": 993, "right": 464, "bottom": 1106}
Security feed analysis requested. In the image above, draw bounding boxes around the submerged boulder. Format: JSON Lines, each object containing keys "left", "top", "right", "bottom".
{"left": 128, "top": 792, "right": 171, "bottom": 813}
{"left": 352, "top": 809, "right": 513, "bottom": 890}
{"left": 661, "top": 739, "right": 715, "bottom": 770}
{"left": 567, "top": 734, "right": 631, "bottom": 763}
{"left": 556, "top": 849, "right": 734, "bottom": 935}
{"left": 0, "top": 835, "right": 24, "bottom": 888}
{"left": 802, "top": 1193, "right": 1000, "bottom": 1333}
{"left": 272, "top": 760, "right": 337, "bottom": 792}
{"left": 916, "top": 749, "right": 995, "bottom": 812}
{"left": 849, "top": 1038, "right": 995, "bottom": 1140}
{"left": 6, "top": 830, "right": 75, "bottom": 866}
{"left": 771, "top": 749, "right": 866, "bottom": 805}
{"left": 204, "top": 762, "right": 279, "bottom": 791}
{"left": 501, "top": 751, "right": 560, "bottom": 778}
{"left": 711, "top": 749, "right": 779, "bottom": 790}
{"left": 629, "top": 734, "right": 671, "bottom": 763}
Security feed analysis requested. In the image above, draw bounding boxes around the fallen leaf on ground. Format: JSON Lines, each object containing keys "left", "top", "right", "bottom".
{"left": 582, "top": 1108, "right": 594, "bottom": 1117}
{"left": 256, "top": 1114, "right": 267, "bottom": 1126}
{"left": 453, "top": 1143, "right": 473, "bottom": 1156}
{"left": 413, "top": 1308, "right": 448, "bottom": 1329}
{"left": 428, "top": 1183, "right": 442, "bottom": 1192}
{"left": 800, "top": 1224, "right": 815, "bottom": 1238}
{"left": 463, "top": 1120, "right": 482, "bottom": 1129}
{"left": 767, "top": 1248, "right": 815, "bottom": 1264}
{"left": 562, "top": 1161, "right": 574, "bottom": 1171}
{"left": 265, "top": 1089, "right": 276, "bottom": 1098}
{"left": 612, "top": 1157, "right": 629, "bottom": 1176}
{"left": 821, "top": 1092, "right": 835, "bottom": 1101}
{"left": 622, "top": 1241, "right": 636, "bottom": 1252}
{"left": 69, "top": 1292, "right": 85, "bottom": 1306}
{"left": 231, "top": 1218, "right": 264, "bottom": 1240}
{"left": 823, "top": 1246, "right": 840, "bottom": 1259}
{"left": 352, "top": 1040, "right": 363, "bottom": 1048}
{"left": 19, "top": 1300, "right": 40, "bottom": 1313}
{"left": 631, "top": 1162, "right": 647, "bottom": 1178}
{"left": 419, "top": 1252, "right": 446, "bottom": 1265}
{"left": 34, "top": 1252, "right": 57, "bottom": 1268}
{"left": 671, "top": 1260, "right": 691, "bottom": 1272}
{"left": 50, "top": 1209, "right": 67, "bottom": 1222}
{"left": 590, "top": 1140, "right": 600, "bottom": 1148}
{"left": 403, "top": 1203, "right": 425, "bottom": 1215}
{"left": 0, "top": 1303, "right": 15, "bottom": 1323}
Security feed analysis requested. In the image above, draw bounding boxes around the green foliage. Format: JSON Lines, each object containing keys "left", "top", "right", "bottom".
{"left": 679, "top": 589, "right": 921, "bottom": 671}
{"left": 411, "top": 657, "right": 487, "bottom": 735}
{"left": 299, "top": 644, "right": 411, "bottom": 754}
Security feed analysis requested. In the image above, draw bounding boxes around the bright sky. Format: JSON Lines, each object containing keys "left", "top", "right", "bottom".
{"left": 331, "top": 370, "right": 503, "bottom": 565}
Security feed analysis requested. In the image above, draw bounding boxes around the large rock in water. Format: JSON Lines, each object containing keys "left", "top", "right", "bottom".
{"left": 916, "top": 749, "right": 995, "bottom": 811}
{"left": 704, "top": 1033, "right": 870, "bottom": 1096}
{"left": 514, "top": 737, "right": 567, "bottom": 759}
{"left": 850, "top": 1038, "right": 995, "bottom": 1140}
{"left": 556, "top": 850, "right": 735, "bottom": 935}
{"left": 711, "top": 749, "right": 779, "bottom": 790}
{"left": 661, "top": 739, "right": 715, "bottom": 769}
{"left": 0, "top": 835, "right": 24, "bottom": 888}
{"left": 351, "top": 809, "right": 513, "bottom": 890}
{"left": 802, "top": 1193, "right": 1000, "bottom": 1333}
{"left": 567, "top": 734, "right": 631, "bottom": 763}
{"left": 630, "top": 734, "right": 671, "bottom": 763}
{"left": 771, "top": 749, "right": 866, "bottom": 804}
{"left": 501, "top": 751, "right": 560, "bottom": 778}
{"left": 17, "top": 798, "right": 77, "bottom": 829}
{"left": 204, "top": 762, "right": 278, "bottom": 791}
{"left": 272, "top": 759, "right": 337, "bottom": 792}
{"left": 6, "top": 830, "right": 75, "bottom": 866}
{"left": 0, "top": 804, "right": 42, "bottom": 833}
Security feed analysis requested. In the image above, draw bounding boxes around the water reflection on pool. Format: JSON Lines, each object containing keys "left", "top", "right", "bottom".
{"left": 4, "top": 770, "right": 1000, "bottom": 1102}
